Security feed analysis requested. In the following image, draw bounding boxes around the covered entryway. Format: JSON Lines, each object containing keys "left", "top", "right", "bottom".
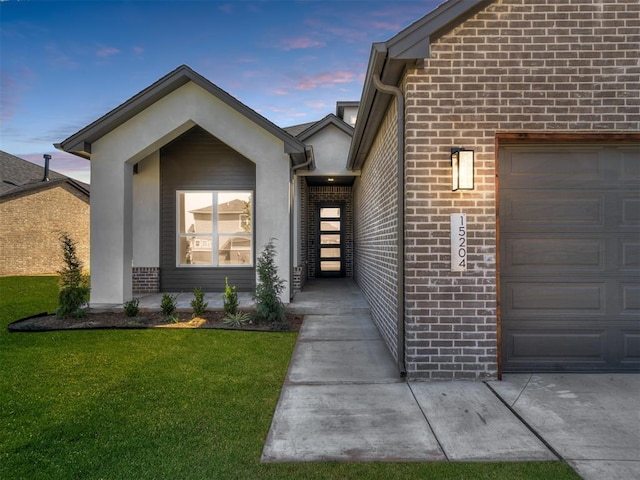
{"left": 302, "top": 181, "right": 354, "bottom": 281}
{"left": 499, "top": 140, "right": 640, "bottom": 372}
{"left": 317, "top": 204, "right": 344, "bottom": 277}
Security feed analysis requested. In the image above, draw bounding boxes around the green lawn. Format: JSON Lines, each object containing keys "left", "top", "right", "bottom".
{"left": 0, "top": 276, "right": 579, "bottom": 479}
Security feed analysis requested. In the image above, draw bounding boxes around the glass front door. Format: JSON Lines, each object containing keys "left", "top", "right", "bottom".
{"left": 317, "top": 204, "right": 344, "bottom": 277}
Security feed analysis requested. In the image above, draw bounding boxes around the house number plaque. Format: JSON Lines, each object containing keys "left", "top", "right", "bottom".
{"left": 451, "top": 213, "right": 467, "bottom": 272}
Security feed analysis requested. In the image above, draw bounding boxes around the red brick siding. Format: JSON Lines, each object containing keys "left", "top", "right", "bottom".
{"left": 0, "top": 185, "right": 90, "bottom": 276}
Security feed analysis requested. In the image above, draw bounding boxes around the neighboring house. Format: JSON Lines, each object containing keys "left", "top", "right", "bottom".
{"left": 0, "top": 151, "right": 90, "bottom": 276}
{"left": 56, "top": 0, "right": 639, "bottom": 380}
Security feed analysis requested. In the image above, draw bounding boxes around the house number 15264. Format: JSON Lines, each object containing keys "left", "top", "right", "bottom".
{"left": 450, "top": 213, "right": 467, "bottom": 272}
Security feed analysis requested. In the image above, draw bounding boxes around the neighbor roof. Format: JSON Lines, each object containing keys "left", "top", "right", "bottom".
{"left": 347, "top": 0, "right": 492, "bottom": 170}
{"left": 55, "top": 64, "right": 308, "bottom": 164}
{"left": 0, "top": 150, "right": 89, "bottom": 200}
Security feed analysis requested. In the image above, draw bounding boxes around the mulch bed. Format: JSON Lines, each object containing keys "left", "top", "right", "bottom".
{"left": 8, "top": 310, "right": 304, "bottom": 333}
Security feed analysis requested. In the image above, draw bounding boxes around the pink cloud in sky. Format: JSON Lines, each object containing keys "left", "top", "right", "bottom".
{"left": 372, "top": 21, "right": 402, "bottom": 31}
{"left": 21, "top": 151, "right": 90, "bottom": 183}
{"left": 96, "top": 45, "right": 120, "bottom": 58}
{"left": 296, "top": 71, "right": 356, "bottom": 90}
{"left": 0, "top": 67, "right": 34, "bottom": 123}
{"left": 280, "top": 37, "right": 326, "bottom": 51}
{"left": 271, "top": 88, "right": 289, "bottom": 96}
{"left": 304, "top": 101, "right": 328, "bottom": 109}
{"left": 133, "top": 46, "right": 144, "bottom": 55}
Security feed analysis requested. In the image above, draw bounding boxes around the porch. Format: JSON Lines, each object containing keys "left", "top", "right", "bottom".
{"left": 135, "top": 278, "right": 369, "bottom": 315}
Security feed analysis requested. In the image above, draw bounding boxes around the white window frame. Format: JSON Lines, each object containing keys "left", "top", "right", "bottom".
{"left": 176, "top": 190, "right": 253, "bottom": 268}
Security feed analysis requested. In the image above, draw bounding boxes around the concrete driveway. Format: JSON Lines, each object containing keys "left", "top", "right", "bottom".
{"left": 489, "top": 373, "right": 640, "bottom": 480}
{"left": 262, "top": 280, "right": 639, "bottom": 480}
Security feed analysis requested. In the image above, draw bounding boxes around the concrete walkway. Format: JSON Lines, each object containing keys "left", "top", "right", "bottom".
{"left": 262, "top": 279, "right": 640, "bottom": 480}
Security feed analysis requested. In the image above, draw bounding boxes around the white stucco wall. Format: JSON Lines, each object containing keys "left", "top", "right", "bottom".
{"left": 89, "top": 81, "right": 292, "bottom": 306}
{"left": 132, "top": 151, "right": 160, "bottom": 267}
{"left": 299, "top": 124, "right": 352, "bottom": 176}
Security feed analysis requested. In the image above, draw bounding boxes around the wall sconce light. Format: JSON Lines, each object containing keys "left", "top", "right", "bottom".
{"left": 451, "top": 147, "right": 474, "bottom": 191}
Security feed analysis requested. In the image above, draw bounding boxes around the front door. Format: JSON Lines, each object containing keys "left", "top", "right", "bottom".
{"left": 317, "top": 204, "right": 344, "bottom": 277}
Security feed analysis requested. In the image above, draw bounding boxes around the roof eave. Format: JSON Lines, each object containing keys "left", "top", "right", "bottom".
{"left": 56, "top": 65, "right": 306, "bottom": 159}
{"left": 347, "top": 0, "right": 492, "bottom": 171}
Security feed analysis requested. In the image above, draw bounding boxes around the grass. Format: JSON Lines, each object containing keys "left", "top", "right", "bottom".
{"left": 0, "top": 276, "right": 580, "bottom": 479}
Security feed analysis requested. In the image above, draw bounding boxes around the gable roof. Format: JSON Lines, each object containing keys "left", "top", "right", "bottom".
{"left": 347, "top": 0, "right": 492, "bottom": 170}
{"left": 55, "top": 65, "right": 308, "bottom": 164}
{"left": 295, "top": 114, "right": 354, "bottom": 142}
{"left": 283, "top": 121, "right": 318, "bottom": 137}
{"left": 0, "top": 150, "right": 89, "bottom": 200}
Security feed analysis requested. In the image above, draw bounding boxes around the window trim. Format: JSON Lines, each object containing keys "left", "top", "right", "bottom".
{"left": 176, "top": 190, "right": 254, "bottom": 268}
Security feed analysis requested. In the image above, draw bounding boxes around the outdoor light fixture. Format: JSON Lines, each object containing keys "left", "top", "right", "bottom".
{"left": 451, "top": 147, "right": 474, "bottom": 191}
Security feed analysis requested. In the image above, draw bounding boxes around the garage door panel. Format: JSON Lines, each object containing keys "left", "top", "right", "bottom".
{"left": 502, "top": 149, "right": 604, "bottom": 187}
{"left": 503, "top": 194, "right": 603, "bottom": 228}
{"left": 621, "top": 197, "right": 640, "bottom": 226}
{"left": 622, "top": 331, "right": 640, "bottom": 362}
{"left": 621, "top": 284, "right": 640, "bottom": 313}
{"left": 499, "top": 142, "right": 640, "bottom": 372}
{"left": 621, "top": 148, "right": 640, "bottom": 178}
{"left": 620, "top": 239, "right": 640, "bottom": 269}
{"left": 503, "top": 237, "right": 604, "bottom": 273}
{"left": 505, "top": 281, "right": 605, "bottom": 315}
{"left": 508, "top": 329, "right": 605, "bottom": 359}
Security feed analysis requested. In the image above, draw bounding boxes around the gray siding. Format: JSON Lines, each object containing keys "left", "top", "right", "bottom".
{"left": 160, "top": 126, "right": 256, "bottom": 291}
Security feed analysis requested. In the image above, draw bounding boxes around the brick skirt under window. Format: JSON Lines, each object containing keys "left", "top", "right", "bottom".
{"left": 132, "top": 267, "right": 160, "bottom": 294}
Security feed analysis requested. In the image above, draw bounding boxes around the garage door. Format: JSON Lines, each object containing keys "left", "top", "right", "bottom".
{"left": 499, "top": 143, "right": 640, "bottom": 372}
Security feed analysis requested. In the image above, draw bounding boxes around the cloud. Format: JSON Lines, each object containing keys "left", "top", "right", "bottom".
{"left": 0, "top": 67, "right": 34, "bottom": 123}
{"left": 218, "top": 3, "right": 234, "bottom": 14}
{"left": 96, "top": 45, "right": 120, "bottom": 58}
{"left": 267, "top": 106, "right": 307, "bottom": 118}
{"left": 133, "top": 46, "right": 144, "bottom": 55}
{"left": 20, "top": 151, "right": 90, "bottom": 183}
{"left": 296, "top": 70, "right": 357, "bottom": 90}
{"left": 271, "top": 88, "right": 289, "bottom": 96}
{"left": 280, "top": 37, "right": 326, "bottom": 51}
{"left": 304, "top": 101, "right": 328, "bottom": 109}
{"left": 371, "top": 21, "right": 402, "bottom": 31}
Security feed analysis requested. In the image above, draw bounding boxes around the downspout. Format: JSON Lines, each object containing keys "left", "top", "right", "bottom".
{"left": 372, "top": 73, "right": 406, "bottom": 377}
{"left": 289, "top": 146, "right": 314, "bottom": 300}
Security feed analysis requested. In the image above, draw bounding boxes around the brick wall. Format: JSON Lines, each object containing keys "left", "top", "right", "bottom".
{"left": 0, "top": 184, "right": 90, "bottom": 276}
{"left": 132, "top": 267, "right": 160, "bottom": 294}
{"left": 294, "top": 176, "right": 308, "bottom": 293}
{"left": 399, "top": 0, "right": 639, "bottom": 380}
{"left": 353, "top": 98, "right": 400, "bottom": 361}
{"left": 307, "top": 185, "right": 354, "bottom": 279}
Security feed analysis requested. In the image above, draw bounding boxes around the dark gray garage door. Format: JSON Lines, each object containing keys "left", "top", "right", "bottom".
{"left": 499, "top": 143, "right": 640, "bottom": 372}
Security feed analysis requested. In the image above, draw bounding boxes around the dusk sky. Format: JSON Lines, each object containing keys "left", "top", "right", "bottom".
{"left": 1, "top": 0, "right": 440, "bottom": 183}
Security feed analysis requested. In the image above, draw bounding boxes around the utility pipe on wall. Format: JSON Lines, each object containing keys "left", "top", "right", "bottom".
{"left": 372, "top": 74, "right": 406, "bottom": 377}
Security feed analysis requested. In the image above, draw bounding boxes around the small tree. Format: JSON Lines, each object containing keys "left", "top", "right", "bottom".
{"left": 56, "top": 232, "right": 90, "bottom": 318}
{"left": 222, "top": 277, "right": 238, "bottom": 316}
{"left": 253, "top": 238, "right": 286, "bottom": 323}
{"left": 191, "top": 287, "right": 208, "bottom": 317}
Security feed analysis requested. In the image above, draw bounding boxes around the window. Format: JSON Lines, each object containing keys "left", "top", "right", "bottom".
{"left": 177, "top": 191, "right": 253, "bottom": 267}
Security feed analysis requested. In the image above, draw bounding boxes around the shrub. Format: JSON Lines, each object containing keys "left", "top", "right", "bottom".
{"left": 56, "top": 232, "right": 90, "bottom": 318}
{"left": 123, "top": 298, "right": 140, "bottom": 317}
{"left": 161, "top": 293, "right": 178, "bottom": 321}
{"left": 253, "top": 238, "right": 286, "bottom": 323}
{"left": 222, "top": 311, "right": 251, "bottom": 327}
{"left": 191, "top": 287, "right": 208, "bottom": 317}
{"left": 222, "top": 277, "right": 238, "bottom": 316}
